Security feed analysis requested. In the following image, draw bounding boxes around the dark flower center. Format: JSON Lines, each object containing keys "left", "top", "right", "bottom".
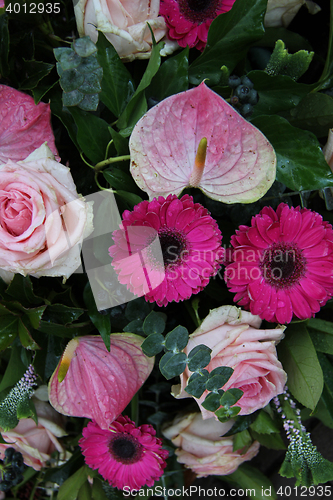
{"left": 158, "top": 228, "right": 188, "bottom": 267}
{"left": 109, "top": 434, "right": 143, "bottom": 464}
{"left": 178, "top": 0, "right": 221, "bottom": 23}
{"left": 260, "top": 243, "right": 306, "bottom": 289}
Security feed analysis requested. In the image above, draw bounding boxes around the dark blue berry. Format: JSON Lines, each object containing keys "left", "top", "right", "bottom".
{"left": 230, "top": 95, "right": 239, "bottom": 105}
{"left": 228, "top": 75, "right": 241, "bottom": 88}
{"left": 0, "top": 480, "right": 12, "bottom": 492}
{"left": 4, "top": 469, "right": 17, "bottom": 481}
{"left": 248, "top": 89, "right": 259, "bottom": 105}
{"left": 240, "top": 103, "right": 253, "bottom": 118}
{"left": 234, "top": 85, "right": 251, "bottom": 103}
{"left": 241, "top": 76, "right": 254, "bottom": 88}
{"left": 4, "top": 447, "right": 15, "bottom": 461}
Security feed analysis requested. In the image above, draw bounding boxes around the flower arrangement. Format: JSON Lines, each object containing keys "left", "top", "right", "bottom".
{"left": 1, "top": 0, "right": 333, "bottom": 498}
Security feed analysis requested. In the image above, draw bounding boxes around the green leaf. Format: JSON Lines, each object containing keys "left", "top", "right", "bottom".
{"left": 187, "top": 344, "right": 211, "bottom": 372}
{"left": 143, "top": 310, "right": 166, "bottom": 336}
{"left": 288, "top": 93, "right": 333, "bottom": 138}
{"left": 224, "top": 412, "right": 259, "bottom": 436}
{"left": 185, "top": 370, "right": 209, "bottom": 398}
{"left": 117, "top": 41, "right": 163, "bottom": 135}
{"left": 223, "top": 463, "right": 277, "bottom": 500}
{"left": 50, "top": 92, "right": 80, "bottom": 150}
{"left": 164, "top": 326, "right": 189, "bottom": 351}
{"left": 123, "top": 319, "right": 144, "bottom": 335}
{"left": 206, "top": 366, "right": 234, "bottom": 391}
{"left": 17, "top": 396, "right": 37, "bottom": 423}
{"left": 43, "top": 304, "right": 84, "bottom": 326}
{"left": 60, "top": 69, "right": 85, "bottom": 92}
{"left": 24, "top": 306, "right": 46, "bottom": 329}
{"left": 78, "top": 481, "right": 92, "bottom": 500}
{"left": 251, "top": 430, "right": 286, "bottom": 450}
{"left": 277, "top": 323, "right": 323, "bottom": 410}
{"left": 79, "top": 72, "right": 102, "bottom": 94}
{"left": 265, "top": 39, "right": 313, "bottom": 80}
{"left": 221, "top": 388, "right": 243, "bottom": 406}
{"left": 189, "top": 0, "right": 266, "bottom": 85}
{"left": 251, "top": 115, "right": 333, "bottom": 191}
{"left": 18, "top": 319, "right": 39, "bottom": 350}
{"left": 317, "top": 353, "right": 333, "bottom": 424}
{"left": 103, "top": 169, "right": 138, "bottom": 192}
{"left": 115, "top": 190, "right": 143, "bottom": 209}
{"left": 0, "top": 344, "right": 27, "bottom": 392}
{"left": 125, "top": 298, "right": 151, "bottom": 322}
{"left": 96, "top": 33, "right": 135, "bottom": 117}
{"left": 250, "top": 410, "right": 280, "bottom": 434}
{"left": 54, "top": 48, "right": 81, "bottom": 70}
{"left": 141, "top": 333, "right": 165, "bottom": 357}
{"left": 58, "top": 465, "right": 90, "bottom": 500}
{"left": 159, "top": 352, "right": 187, "bottom": 380}
{"left": 63, "top": 89, "right": 84, "bottom": 107}
{"left": 233, "top": 429, "right": 252, "bottom": 451}
{"left": 83, "top": 283, "right": 111, "bottom": 351}
{"left": 5, "top": 275, "right": 43, "bottom": 308}
{"left": 19, "top": 60, "right": 54, "bottom": 90}
{"left": 0, "top": 315, "right": 19, "bottom": 350}
{"left": 201, "top": 391, "right": 222, "bottom": 411}
{"left": 148, "top": 46, "right": 189, "bottom": 101}
{"left": 73, "top": 37, "right": 97, "bottom": 58}
{"left": 215, "top": 405, "right": 241, "bottom": 422}
{"left": 68, "top": 107, "right": 111, "bottom": 164}
{"left": 0, "top": 14, "right": 9, "bottom": 77}
{"left": 308, "top": 318, "right": 333, "bottom": 355}
{"left": 247, "top": 71, "right": 315, "bottom": 119}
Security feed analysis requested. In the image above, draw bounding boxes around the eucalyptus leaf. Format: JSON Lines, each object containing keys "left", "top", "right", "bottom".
{"left": 187, "top": 344, "right": 211, "bottom": 372}
{"left": 141, "top": 333, "right": 165, "bottom": 357}
{"left": 143, "top": 310, "right": 166, "bottom": 336}
{"left": 159, "top": 352, "right": 187, "bottom": 380}
{"left": 164, "top": 326, "right": 189, "bottom": 352}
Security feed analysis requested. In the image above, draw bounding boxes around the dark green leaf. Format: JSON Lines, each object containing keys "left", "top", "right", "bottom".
{"left": 288, "top": 93, "right": 333, "bottom": 138}
{"left": 78, "top": 93, "right": 100, "bottom": 111}
{"left": 83, "top": 283, "right": 111, "bottom": 351}
{"left": 317, "top": 353, "right": 333, "bottom": 424}
{"left": 224, "top": 412, "right": 259, "bottom": 436}
{"left": 223, "top": 463, "right": 277, "bottom": 500}
{"left": 18, "top": 319, "right": 39, "bottom": 350}
{"left": 206, "top": 366, "right": 234, "bottom": 391}
{"left": 123, "top": 319, "right": 144, "bottom": 335}
{"left": 17, "top": 396, "right": 37, "bottom": 423}
{"left": 247, "top": 71, "right": 314, "bottom": 119}
{"left": 43, "top": 304, "right": 84, "bottom": 326}
{"left": 233, "top": 429, "right": 252, "bottom": 451}
{"left": 77, "top": 55, "right": 101, "bottom": 74}
{"left": 5, "top": 275, "right": 43, "bottom": 308}
{"left": 68, "top": 107, "right": 111, "bottom": 164}
{"left": 50, "top": 93, "right": 80, "bottom": 149}
{"left": 0, "top": 14, "right": 9, "bottom": 77}
{"left": 141, "top": 333, "right": 165, "bottom": 357}
{"left": 125, "top": 298, "right": 151, "bottom": 322}
{"left": 19, "top": 60, "right": 54, "bottom": 90}
{"left": 0, "top": 344, "right": 27, "bottom": 392}
{"left": 221, "top": 388, "right": 243, "bottom": 406}
{"left": 62, "top": 89, "right": 84, "bottom": 107}
{"left": 0, "top": 315, "right": 19, "bottom": 350}
{"left": 308, "top": 318, "right": 333, "bottom": 355}
{"left": 277, "top": 323, "right": 323, "bottom": 409}
{"left": 164, "top": 326, "right": 189, "bottom": 351}
{"left": 143, "top": 310, "right": 166, "bottom": 335}
{"left": 251, "top": 115, "right": 333, "bottom": 191}
{"left": 185, "top": 371, "right": 209, "bottom": 398}
{"left": 115, "top": 190, "right": 143, "bottom": 208}
{"left": 109, "top": 127, "right": 130, "bottom": 155}
{"left": 187, "top": 344, "right": 211, "bottom": 372}
{"left": 250, "top": 410, "right": 280, "bottom": 434}
{"left": 96, "top": 33, "right": 135, "bottom": 117}
{"left": 54, "top": 48, "right": 81, "bottom": 69}
{"left": 148, "top": 46, "right": 189, "bottom": 101}
{"left": 251, "top": 430, "right": 286, "bottom": 450}
{"left": 159, "top": 352, "right": 187, "bottom": 380}
{"left": 57, "top": 465, "right": 90, "bottom": 500}
{"left": 104, "top": 169, "right": 138, "bottom": 192}
{"left": 215, "top": 405, "right": 241, "bottom": 422}
{"left": 201, "top": 392, "right": 221, "bottom": 411}
{"left": 189, "top": 0, "right": 266, "bottom": 85}
{"left": 79, "top": 72, "right": 102, "bottom": 94}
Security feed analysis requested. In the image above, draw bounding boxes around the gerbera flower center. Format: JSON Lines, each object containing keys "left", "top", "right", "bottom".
{"left": 178, "top": 0, "right": 221, "bottom": 23}
{"left": 158, "top": 227, "right": 188, "bottom": 267}
{"left": 109, "top": 434, "right": 143, "bottom": 465}
{"left": 260, "top": 243, "right": 306, "bottom": 289}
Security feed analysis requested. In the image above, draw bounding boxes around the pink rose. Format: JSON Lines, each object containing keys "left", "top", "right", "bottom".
{"left": 0, "top": 145, "right": 93, "bottom": 282}
{"left": 0, "top": 85, "right": 59, "bottom": 165}
{"left": 172, "top": 305, "right": 287, "bottom": 418}
{"left": 0, "top": 399, "right": 67, "bottom": 470}
{"left": 74, "top": 0, "right": 167, "bottom": 61}
{"left": 163, "top": 413, "right": 260, "bottom": 477}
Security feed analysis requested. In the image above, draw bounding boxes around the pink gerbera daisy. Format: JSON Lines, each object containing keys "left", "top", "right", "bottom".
{"left": 159, "top": 0, "right": 236, "bottom": 50}
{"left": 224, "top": 203, "right": 333, "bottom": 324}
{"left": 109, "top": 194, "right": 224, "bottom": 307}
{"left": 79, "top": 416, "right": 168, "bottom": 490}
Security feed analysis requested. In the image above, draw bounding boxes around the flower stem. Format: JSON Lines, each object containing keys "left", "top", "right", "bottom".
{"left": 94, "top": 155, "right": 131, "bottom": 172}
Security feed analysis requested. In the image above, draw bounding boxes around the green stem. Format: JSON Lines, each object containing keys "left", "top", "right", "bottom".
{"left": 94, "top": 155, "right": 131, "bottom": 172}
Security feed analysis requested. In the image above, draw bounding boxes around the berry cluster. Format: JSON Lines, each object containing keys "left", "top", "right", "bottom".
{"left": 228, "top": 75, "right": 259, "bottom": 118}
{"left": 0, "top": 448, "right": 24, "bottom": 492}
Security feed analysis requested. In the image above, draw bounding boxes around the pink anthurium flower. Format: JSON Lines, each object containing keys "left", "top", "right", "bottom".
{"left": 130, "top": 82, "right": 276, "bottom": 204}
{"left": 0, "top": 85, "right": 59, "bottom": 164}
{"left": 48, "top": 334, "right": 154, "bottom": 430}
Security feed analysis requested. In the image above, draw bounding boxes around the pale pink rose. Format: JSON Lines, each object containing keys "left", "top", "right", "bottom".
{"left": 0, "top": 144, "right": 93, "bottom": 283}
{"left": 163, "top": 413, "right": 260, "bottom": 477}
{"left": 0, "top": 85, "right": 59, "bottom": 165}
{"left": 264, "top": 0, "right": 320, "bottom": 28}
{"left": 323, "top": 129, "right": 333, "bottom": 173}
{"left": 172, "top": 305, "right": 287, "bottom": 418}
{"left": 74, "top": 0, "right": 167, "bottom": 61}
{"left": 0, "top": 399, "right": 67, "bottom": 470}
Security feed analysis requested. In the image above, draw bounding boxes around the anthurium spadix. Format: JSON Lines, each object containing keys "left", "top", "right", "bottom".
{"left": 48, "top": 334, "right": 154, "bottom": 429}
{"left": 130, "top": 82, "right": 276, "bottom": 204}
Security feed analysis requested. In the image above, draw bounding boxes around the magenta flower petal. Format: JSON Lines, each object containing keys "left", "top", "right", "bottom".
{"left": 225, "top": 203, "right": 333, "bottom": 323}
{"left": 160, "top": 0, "right": 236, "bottom": 50}
{"left": 0, "top": 85, "right": 59, "bottom": 164}
{"left": 109, "top": 194, "right": 224, "bottom": 307}
{"left": 130, "top": 83, "right": 276, "bottom": 204}
{"left": 48, "top": 335, "right": 154, "bottom": 429}
{"left": 79, "top": 416, "right": 168, "bottom": 490}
